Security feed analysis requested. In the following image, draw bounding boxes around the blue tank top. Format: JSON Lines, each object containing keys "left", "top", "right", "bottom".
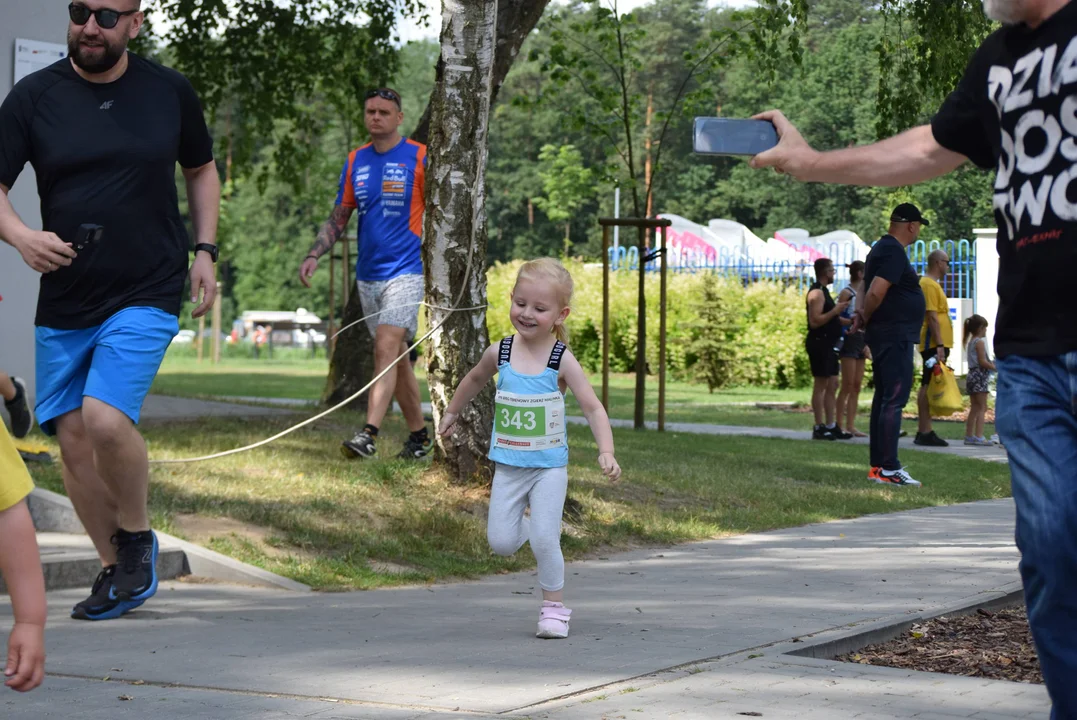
{"left": 488, "top": 336, "right": 569, "bottom": 468}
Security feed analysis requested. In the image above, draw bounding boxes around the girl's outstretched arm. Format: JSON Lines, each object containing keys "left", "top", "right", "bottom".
{"left": 438, "top": 344, "right": 501, "bottom": 437}
{"left": 560, "top": 350, "right": 621, "bottom": 481}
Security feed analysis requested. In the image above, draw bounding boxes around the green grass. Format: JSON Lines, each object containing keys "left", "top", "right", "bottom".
{"left": 152, "top": 355, "right": 331, "bottom": 401}
{"left": 25, "top": 413, "right": 1011, "bottom": 591}
{"left": 151, "top": 355, "right": 993, "bottom": 441}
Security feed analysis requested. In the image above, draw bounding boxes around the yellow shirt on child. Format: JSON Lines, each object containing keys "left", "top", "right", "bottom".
{"left": 0, "top": 423, "right": 34, "bottom": 513}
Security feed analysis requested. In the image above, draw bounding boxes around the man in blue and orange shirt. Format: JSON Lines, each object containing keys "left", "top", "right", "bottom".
{"left": 300, "top": 88, "right": 431, "bottom": 460}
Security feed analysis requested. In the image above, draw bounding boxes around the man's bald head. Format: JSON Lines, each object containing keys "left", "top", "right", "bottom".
{"left": 927, "top": 249, "right": 950, "bottom": 279}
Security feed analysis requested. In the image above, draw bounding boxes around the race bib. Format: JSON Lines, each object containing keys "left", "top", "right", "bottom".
{"left": 492, "top": 390, "right": 565, "bottom": 452}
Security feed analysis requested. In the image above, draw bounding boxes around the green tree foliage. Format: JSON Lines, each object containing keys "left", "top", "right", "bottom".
{"left": 483, "top": 0, "right": 994, "bottom": 256}
{"left": 534, "top": 144, "right": 595, "bottom": 254}
{"left": 686, "top": 273, "right": 741, "bottom": 392}
{"left": 153, "top": 0, "right": 423, "bottom": 186}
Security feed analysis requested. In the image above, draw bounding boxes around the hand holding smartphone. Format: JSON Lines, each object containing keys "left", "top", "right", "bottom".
{"left": 693, "top": 117, "right": 778, "bottom": 157}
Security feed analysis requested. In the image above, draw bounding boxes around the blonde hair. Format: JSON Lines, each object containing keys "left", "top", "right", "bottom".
{"left": 514, "top": 258, "right": 574, "bottom": 345}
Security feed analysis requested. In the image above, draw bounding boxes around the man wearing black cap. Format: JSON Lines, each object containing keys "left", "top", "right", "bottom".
{"left": 852, "top": 204, "right": 928, "bottom": 487}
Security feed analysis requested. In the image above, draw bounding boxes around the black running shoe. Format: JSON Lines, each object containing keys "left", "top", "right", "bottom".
{"left": 71, "top": 565, "right": 144, "bottom": 621}
{"left": 4, "top": 377, "right": 33, "bottom": 439}
{"left": 109, "top": 529, "right": 159, "bottom": 603}
{"left": 397, "top": 434, "right": 433, "bottom": 460}
{"left": 832, "top": 425, "right": 854, "bottom": 440}
{"left": 812, "top": 425, "right": 836, "bottom": 441}
{"left": 914, "top": 431, "right": 950, "bottom": 447}
{"left": 341, "top": 430, "right": 377, "bottom": 459}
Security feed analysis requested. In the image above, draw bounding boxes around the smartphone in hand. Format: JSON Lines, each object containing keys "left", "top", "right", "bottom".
{"left": 693, "top": 117, "right": 778, "bottom": 157}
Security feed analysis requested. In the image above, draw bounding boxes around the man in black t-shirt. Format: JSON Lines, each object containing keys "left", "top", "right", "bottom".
{"left": 805, "top": 258, "right": 850, "bottom": 440}
{"left": 0, "top": 1, "right": 220, "bottom": 622}
{"left": 856, "top": 205, "right": 928, "bottom": 487}
{"left": 750, "top": 1, "right": 1077, "bottom": 712}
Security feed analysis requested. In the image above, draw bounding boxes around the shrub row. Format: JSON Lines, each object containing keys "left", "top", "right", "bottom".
{"left": 485, "top": 259, "right": 815, "bottom": 390}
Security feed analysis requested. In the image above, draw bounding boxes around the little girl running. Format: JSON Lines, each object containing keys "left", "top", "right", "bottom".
{"left": 439, "top": 258, "right": 621, "bottom": 639}
{"left": 963, "top": 314, "right": 997, "bottom": 446}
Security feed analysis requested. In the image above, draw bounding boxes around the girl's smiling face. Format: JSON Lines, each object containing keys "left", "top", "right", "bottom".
{"left": 510, "top": 278, "right": 570, "bottom": 340}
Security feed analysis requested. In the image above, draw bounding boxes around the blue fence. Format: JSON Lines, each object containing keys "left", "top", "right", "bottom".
{"left": 607, "top": 237, "right": 976, "bottom": 300}
{"left": 905, "top": 239, "right": 975, "bottom": 300}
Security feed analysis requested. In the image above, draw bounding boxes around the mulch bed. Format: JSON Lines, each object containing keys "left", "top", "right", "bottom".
{"left": 836, "top": 606, "right": 1042, "bottom": 684}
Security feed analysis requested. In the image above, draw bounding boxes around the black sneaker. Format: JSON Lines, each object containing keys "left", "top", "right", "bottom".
{"left": 109, "top": 530, "right": 159, "bottom": 603}
{"left": 398, "top": 434, "right": 433, "bottom": 460}
{"left": 812, "top": 426, "right": 836, "bottom": 441}
{"left": 832, "top": 425, "right": 854, "bottom": 440}
{"left": 914, "top": 431, "right": 950, "bottom": 447}
{"left": 341, "top": 430, "right": 377, "bottom": 459}
{"left": 71, "top": 565, "right": 144, "bottom": 621}
{"left": 4, "top": 377, "right": 34, "bottom": 439}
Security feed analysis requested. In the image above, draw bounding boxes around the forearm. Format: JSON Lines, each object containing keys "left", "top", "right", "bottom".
{"left": 860, "top": 290, "right": 885, "bottom": 323}
{"left": 583, "top": 405, "right": 615, "bottom": 455}
{"left": 806, "top": 125, "right": 966, "bottom": 187}
{"left": 0, "top": 187, "right": 31, "bottom": 248}
{"left": 0, "top": 502, "right": 45, "bottom": 627}
{"left": 185, "top": 165, "right": 221, "bottom": 247}
{"left": 308, "top": 206, "right": 352, "bottom": 259}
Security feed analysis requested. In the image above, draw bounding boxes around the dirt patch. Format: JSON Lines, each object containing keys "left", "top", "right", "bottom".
{"left": 173, "top": 513, "right": 317, "bottom": 562}
{"left": 369, "top": 561, "right": 421, "bottom": 576}
{"left": 837, "top": 606, "right": 1041, "bottom": 684}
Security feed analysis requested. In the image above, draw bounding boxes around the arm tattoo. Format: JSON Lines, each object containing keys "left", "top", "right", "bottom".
{"left": 308, "top": 205, "right": 352, "bottom": 258}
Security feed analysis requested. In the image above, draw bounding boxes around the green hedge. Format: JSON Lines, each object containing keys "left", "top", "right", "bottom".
{"left": 486, "top": 260, "right": 814, "bottom": 390}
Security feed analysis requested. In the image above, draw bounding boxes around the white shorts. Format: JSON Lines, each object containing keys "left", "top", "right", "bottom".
{"left": 355, "top": 274, "right": 424, "bottom": 341}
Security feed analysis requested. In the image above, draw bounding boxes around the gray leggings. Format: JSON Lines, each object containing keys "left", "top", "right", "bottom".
{"left": 487, "top": 464, "right": 568, "bottom": 592}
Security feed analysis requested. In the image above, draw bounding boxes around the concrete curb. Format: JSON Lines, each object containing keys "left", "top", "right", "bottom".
{"left": 28, "top": 488, "right": 311, "bottom": 593}
{"left": 0, "top": 546, "right": 188, "bottom": 594}
{"left": 781, "top": 582, "right": 1026, "bottom": 660}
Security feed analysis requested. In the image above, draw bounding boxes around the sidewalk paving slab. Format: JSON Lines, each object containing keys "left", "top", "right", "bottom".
{"left": 0, "top": 500, "right": 1032, "bottom": 718}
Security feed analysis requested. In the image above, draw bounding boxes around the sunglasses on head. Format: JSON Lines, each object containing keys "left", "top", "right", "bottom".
{"left": 69, "top": 3, "right": 138, "bottom": 30}
{"left": 365, "top": 89, "right": 401, "bottom": 108}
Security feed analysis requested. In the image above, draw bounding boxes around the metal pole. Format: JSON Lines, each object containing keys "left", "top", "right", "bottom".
{"left": 328, "top": 251, "right": 336, "bottom": 356}
{"left": 602, "top": 225, "right": 611, "bottom": 412}
{"left": 211, "top": 281, "right": 222, "bottom": 365}
{"left": 343, "top": 239, "right": 350, "bottom": 308}
{"left": 659, "top": 224, "right": 668, "bottom": 432}
{"left": 634, "top": 225, "right": 646, "bottom": 431}
{"left": 196, "top": 314, "right": 205, "bottom": 363}
{"left": 613, "top": 188, "right": 620, "bottom": 252}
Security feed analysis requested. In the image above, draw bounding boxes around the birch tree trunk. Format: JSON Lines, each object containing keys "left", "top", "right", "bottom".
{"left": 423, "top": 0, "right": 499, "bottom": 482}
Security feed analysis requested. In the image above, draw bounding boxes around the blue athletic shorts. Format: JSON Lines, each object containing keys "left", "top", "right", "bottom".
{"left": 35, "top": 307, "right": 179, "bottom": 436}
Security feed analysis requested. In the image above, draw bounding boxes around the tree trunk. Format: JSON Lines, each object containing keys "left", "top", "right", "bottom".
{"left": 323, "top": 289, "right": 373, "bottom": 412}
{"left": 422, "top": 0, "right": 499, "bottom": 483}
{"left": 327, "top": 0, "right": 551, "bottom": 407}
{"left": 412, "top": 0, "right": 552, "bottom": 145}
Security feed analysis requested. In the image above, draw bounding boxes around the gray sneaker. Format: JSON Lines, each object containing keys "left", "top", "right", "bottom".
{"left": 341, "top": 430, "right": 377, "bottom": 459}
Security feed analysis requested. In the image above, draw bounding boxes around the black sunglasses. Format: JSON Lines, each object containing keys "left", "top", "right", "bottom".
{"left": 69, "top": 3, "right": 138, "bottom": 30}
{"left": 365, "top": 89, "right": 401, "bottom": 109}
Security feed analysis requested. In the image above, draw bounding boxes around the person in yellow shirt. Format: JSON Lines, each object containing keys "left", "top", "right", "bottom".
{"left": 0, "top": 421, "right": 46, "bottom": 692}
{"left": 915, "top": 250, "right": 953, "bottom": 447}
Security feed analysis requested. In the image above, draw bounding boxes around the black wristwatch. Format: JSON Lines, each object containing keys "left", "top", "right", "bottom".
{"left": 194, "top": 243, "right": 219, "bottom": 263}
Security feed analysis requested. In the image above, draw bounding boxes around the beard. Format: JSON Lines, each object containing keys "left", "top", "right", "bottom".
{"left": 67, "top": 29, "right": 127, "bottom": 74}
{"left": 983, "top": 0, "right": 1026, "bottom": 24}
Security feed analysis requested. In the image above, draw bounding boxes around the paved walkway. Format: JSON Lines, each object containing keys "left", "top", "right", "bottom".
{"left": 140, "top": 394, "right": 295, "bottom": 422}
{"left": 3, "top": 500, "right": 1048, "bottom": 719}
